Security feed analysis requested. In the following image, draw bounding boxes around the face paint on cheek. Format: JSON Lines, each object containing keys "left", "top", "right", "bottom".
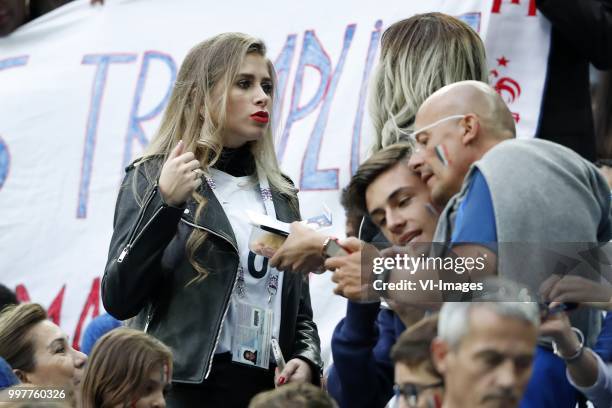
{"left": 434, "top": 144, "right": 452, "bottom": 167}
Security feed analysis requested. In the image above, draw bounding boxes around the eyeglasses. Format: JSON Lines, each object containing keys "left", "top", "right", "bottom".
{"left": 393, "top": 382, "right": 444, "bottom": 407}
{"left": 407, "top": 114, "right": 466, "bottom": 151}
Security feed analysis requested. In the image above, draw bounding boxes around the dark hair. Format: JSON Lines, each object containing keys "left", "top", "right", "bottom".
{"left": 0, "top": 285, "right": 18, "bottom": 313}
{"left": 340, "top": 187, "right": 363, "bottom": 237}
{"left": 0, "top": 303, "right": 47, "bottom": 374}
{"left": 249, "top": 382, "right": 337, "bottom": 408}
{"left": 390, "top": 314, "right": 440, "bottom": 379}
{"left": 343, "top": 143, "right": 412, "bottom": 216}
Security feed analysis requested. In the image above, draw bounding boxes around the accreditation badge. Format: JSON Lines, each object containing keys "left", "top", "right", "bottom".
{"left": 231, "top": 299, "right": 273, "bottom": 369}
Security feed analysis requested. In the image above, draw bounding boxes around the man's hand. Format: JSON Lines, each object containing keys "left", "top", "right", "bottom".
{"left": 539, "top": 305, "right": 580, "bottom": 357}
{"left": 326, "top": 238, "right": 380, "bottom": 302}
{"left": 270, "top": 222, "right": 326, "bottom": 274}
{"left": 540, "top": 275, "right": 612, "bottom": 310}
{"left": 158, "top": 140, "right": 202, "bottom": 207}
{"left": 275, "top": 358, "right": 312, "bottom": 387}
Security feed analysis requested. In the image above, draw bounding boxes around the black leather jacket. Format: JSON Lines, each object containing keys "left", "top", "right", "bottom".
{"left": 101, "top": 157, "right": 322, "bottom": 384}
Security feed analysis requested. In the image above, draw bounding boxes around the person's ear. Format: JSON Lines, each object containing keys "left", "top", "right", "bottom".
{"left": 460, "top": 114, "right": 479, "bottom": 145}
{"left": 13, "top": 368, "right": 30, "bottom": 383}
{"left": 431, "top": 338, "right": 450, "bottom": 375}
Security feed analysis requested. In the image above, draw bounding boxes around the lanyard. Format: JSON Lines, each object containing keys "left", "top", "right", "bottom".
{"left": 204, "top": 165, "right": 279, "bottom": 303}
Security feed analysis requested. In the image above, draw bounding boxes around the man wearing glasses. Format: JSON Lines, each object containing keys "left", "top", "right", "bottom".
{"left": 430, "top": 301, "right": 540, "bottom": 408}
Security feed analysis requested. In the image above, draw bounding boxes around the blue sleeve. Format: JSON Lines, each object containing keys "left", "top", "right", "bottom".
{"left": 0, "top": 357, "right": 19, "bottom": 390}
{"left": 520, "top": 346, "right": 578, "bottom": 408}
{"left": 451, "top": 169, "right": 497, "bottom": 245}
{"left": 328, "top": 301, "right": 397, "bottom": 408}
{"left": 594, "top": 312, "right": 612, "bottom": 362}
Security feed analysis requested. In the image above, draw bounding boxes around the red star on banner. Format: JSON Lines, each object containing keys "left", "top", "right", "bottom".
{"left": 497, "top": 56, "right": 509, "bottom": 67}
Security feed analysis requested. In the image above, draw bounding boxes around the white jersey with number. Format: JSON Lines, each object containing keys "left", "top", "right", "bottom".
{"left": 210, "top": 168, "right": 284, "bottom": 356}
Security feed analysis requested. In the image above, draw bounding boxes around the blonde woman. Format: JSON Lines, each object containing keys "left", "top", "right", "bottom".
{"left": 268, "top": 12, "right": 488, "bottom": 408}
{"left": 102, "top": 33, "right": 322, "bottom": 407}
{"left": 369, "top": 12, "right": 488, "bottom": 151}
{"left": 80, "top": 328, "right": 172, "bottom": 408}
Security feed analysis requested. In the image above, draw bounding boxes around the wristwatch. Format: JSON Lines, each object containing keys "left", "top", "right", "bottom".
{"left": 321, "top": 236, "right": 335, "bottom": 258}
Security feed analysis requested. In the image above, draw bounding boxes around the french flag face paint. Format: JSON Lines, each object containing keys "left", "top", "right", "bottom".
{"left": 434, "top": 144, "right": 451, "bottom": 167}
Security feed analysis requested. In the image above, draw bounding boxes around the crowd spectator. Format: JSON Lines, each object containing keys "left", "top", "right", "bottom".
{"left": 432, "top": 300, "right": 540, "bottom": 408}
{"left": 80, "top": 327, "right": 172, "bottom": 408}
{"left": 0, "top": 303, "right": 86, "bottom": 404}
{"left": 325, "top": 143, "right": 434, "bottom": 408}
{"left": 388, "top": 315, "right": 443, "bottom": 408}
{"left": 249, "top": 382, "right": 338, "bottom": 408}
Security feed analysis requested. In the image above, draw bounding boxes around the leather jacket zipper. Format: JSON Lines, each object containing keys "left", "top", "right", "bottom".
{"left": 180, "top": 219, "right": 239, "bottom": 379}
{"left": 144, "top": 305, "right": 154, "bottom": 333}
{"left": 117, "top": 185, "right": 160, "bottom": 264}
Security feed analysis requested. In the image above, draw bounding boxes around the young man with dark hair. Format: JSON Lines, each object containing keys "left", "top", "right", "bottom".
{"left": 322, "top": 143, "right": 438, "bottom": 408}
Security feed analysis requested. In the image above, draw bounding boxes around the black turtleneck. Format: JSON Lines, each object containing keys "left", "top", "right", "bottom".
{"left": 212, "top": 143, "right": 256, "bottom": 177}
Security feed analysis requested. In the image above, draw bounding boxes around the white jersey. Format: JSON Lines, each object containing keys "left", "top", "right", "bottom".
{"left": 210, "top": 168, "right": 284, "bottom": 355}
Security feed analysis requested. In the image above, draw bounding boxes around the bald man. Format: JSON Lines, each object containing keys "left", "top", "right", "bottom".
{"left": 329, "top": 81, "right": 610, "bottom": 302}
{"left": 407, "top": 81, "right": 514, "bottom": 208}
{"left": 401, "top": 81, "right": 611, "bottom": 408}
{"left": 405, "top": 81, "right": 610, "bottom": 279}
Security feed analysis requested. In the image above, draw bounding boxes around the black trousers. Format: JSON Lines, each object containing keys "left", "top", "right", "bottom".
{"left": 166, "top": 353, "right": 275, "bottom": 408}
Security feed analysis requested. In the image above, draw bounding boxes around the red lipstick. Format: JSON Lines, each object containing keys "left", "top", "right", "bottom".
{"left": 251, "top": 111, "right": 269, "bottom": 124}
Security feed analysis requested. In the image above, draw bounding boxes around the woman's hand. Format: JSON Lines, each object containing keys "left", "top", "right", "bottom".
{"left": 270, "top": 222, "right": 326, "bottom": 274}
{"left": 158, "top": 140, "right": 202, "bottom": 207}
{"left": 275, "top": 358, "right": 313, "bottom": 387}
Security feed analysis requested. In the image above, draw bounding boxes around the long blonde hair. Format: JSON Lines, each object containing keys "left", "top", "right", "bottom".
{"left": 370, "top": 13, "right": 488, "bottom": 150}
{"left": 136, "top": 33, "right": 295, "bottom": 282}
{"left": 80, "top": 328, "right": 172, "bottom": 408}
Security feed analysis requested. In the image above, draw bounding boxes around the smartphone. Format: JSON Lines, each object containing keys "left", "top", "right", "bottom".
{"left": 539, "top": 302, "right": 579, "bottom": 320}
{"left": 271, "top": 337, "right": 285, "bottom": 372}
{"left": 324, "top": 238, "right": 351, "bottom": 258}
{"left": 260, "top": 225, "right": 289, "bottom": 237}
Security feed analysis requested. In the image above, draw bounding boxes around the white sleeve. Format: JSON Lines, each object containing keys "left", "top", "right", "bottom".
{"left": 566, "top": 350, "right": 612, "bottom": 408}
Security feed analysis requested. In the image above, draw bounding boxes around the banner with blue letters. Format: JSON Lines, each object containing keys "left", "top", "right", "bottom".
{"left": 0, "top": 0, "right": 549, "bottom": 363}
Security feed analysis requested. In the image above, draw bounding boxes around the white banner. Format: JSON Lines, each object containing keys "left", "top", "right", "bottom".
{"left": 0, "top": 0, "right": 549, "bottom": 364}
